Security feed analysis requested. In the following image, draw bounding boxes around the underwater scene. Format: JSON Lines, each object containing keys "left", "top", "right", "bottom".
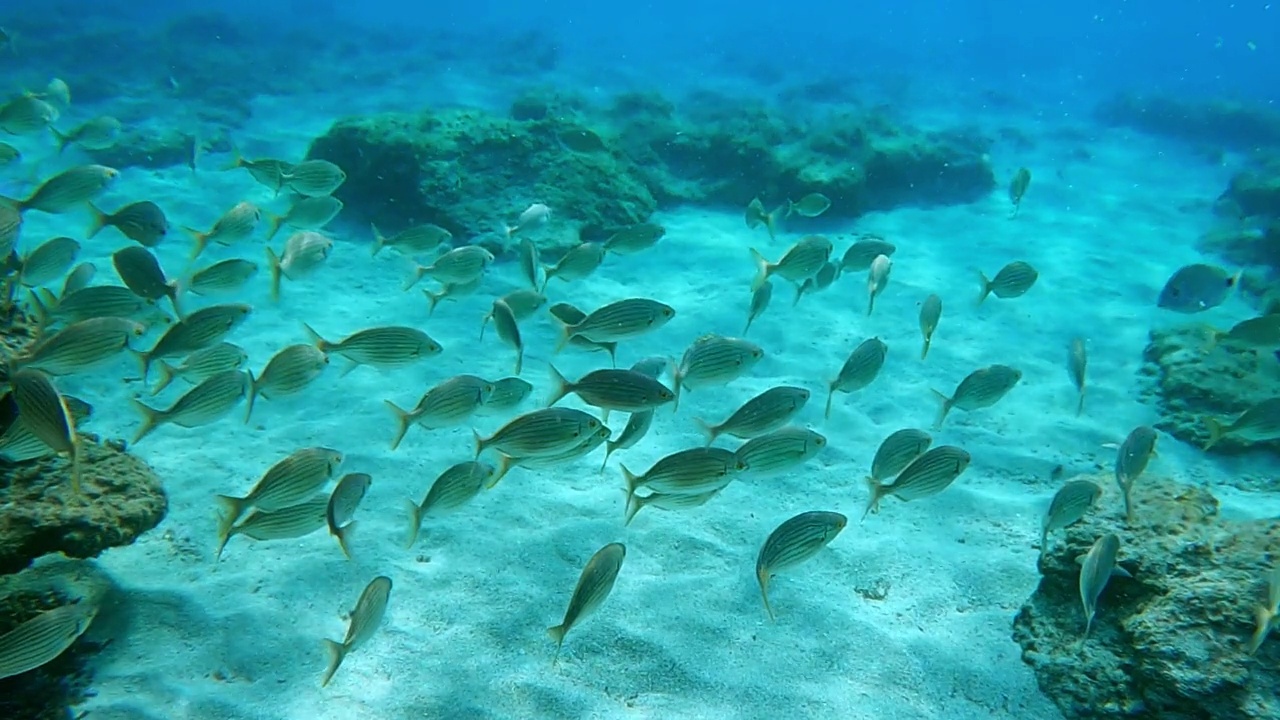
{"left": 0, "top": 1, "right": 1279, "bottom": 718}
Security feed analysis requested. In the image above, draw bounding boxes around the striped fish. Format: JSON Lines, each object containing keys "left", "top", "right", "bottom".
{"left": 1041, "top": 479, "right": 1102, "bottom": 556}
{"left": 547, "top": 302, "right": 618, "bottom": 363}
{"left": 543, "top": 242, "right": 605, "bottom": 287}
{"left": 867, "top": 428, "right": 932, "bottom": 484}
{"left": 697, "top": 385, "right": 809, "bottom": 445}
{"left": 978, "top": 260, "right": 1038, "bottom": 304}
{"left": 603, "top": 223, "right": 664, "bottom": 255}
{"left": 546, "top": 366, "right": 674, "bottom": 414}
{"left": 518, "top": 237, "right": 541, "bottom": 289}
{"left": 17, "top": 316, "right": 144, "bottom": 375}
{"left": 216, "top": 446, "right": 344, "bottom": 539}
{"left": 0, "top": 202, "right": 21, "bottom": 257}
{"left": 932, "top": 365, "right": 1021, "bottom": 429}
{"left": 756, "top": 511, "right": 846, "bottom": 620}
{"left": 150, "top": 342, "right": 248, "bottom": 396}
{"left": 1203, "top": 397, "right": 1280, "bottom": 451}
{"left": 423, "top": 275, "right": 483, "bottom": 315}
{"left": 749, "top": 235, "right": 832, "bottom": 291}
{"left": 141, "top": 303, "right": 253, "bottom": 379}
{"left": 626, "top": 487, "right": 721, "bottom": 524}
{"left": 10, "top": 368, "right": 81, "bottom": 490}
{"left": 1079, "top": 533, "right": 1130, "bottom": 638}
{"left": 246, "top": 344, "right": 329, "bottom": 422}
{"left": 476, "top": 377, "right": 533, "bottom": 415}
{"left": 492, "top": 425, "right": 611, "bottom": 487}
{"left": 490, "top": 298, "right": 524, "bottom": 374}
{"left": 264, "top": 196, "right": 342, "bottom": 240}
{"left": 322, "top": 576, "right": 392, "bottom": 687}
{"left": 385, "top": 374, "right": 494, "bottom": 450}
{"left": 474, "top": 407, "right": 602, "bottom": 459}
{"left": 866, "top": 254, "right": 892, "bottom": 316}
{"left": 303, "top": 323, "right": 442, "bottom": 374}
{"left": 185, "top": 201, "right": 260, "bottom": 260}
{"left": 601, "top": 410, "right": 653, "bottom": 471}
{"left": 216, "top": 495, "right": 329, "bottom": 559}
{"left": 0, "top": 394, "right": 90, "bottom": 463}
{"left": 547, "top": 543, "right": 626, "bottom": 663}
{"left": 0, "top": 600, "right": 99, "bottom": 680}
{"left": 1114, "top": 426, "right": 1158, "bottom": 522}
{"left": 405, "top": 245, "right": 493, "bottom": 289}
{"left": 131, "top": 369, "right": 251, "bottom": 444}
{"left": 793, "top": 261, "right": 839, "bottom": 306}
{"left": 863, "top": 445, "right": 970, "bottom": 519}
{"left": 185, "top": 258, "right": 259, "bottom": 296}
{"left": 404, "top": 461, "right": 494, "bottom": 547}
{"left": 58, "top": 263, "right": 97, "bottom": 297}
{"left": 555, "top": 297, "right": 675, "bottom": 349}
{"left": 10, "top": 165, "right": 118, "bottom": 214}
{"left": 919, "top": 294, "right": 942, "bottom": 360}
{"left": 826, "top": 337, "right": 887, "bottom": 418}
{"left": 370, "top": 222, "right": 450, "bottom": 258}
{"left": 112, "top": 245, "right": 180, "bottom": 316}
{"left": 480, "top": 289, "right": 545, "bottom": 340}
{"left": 327, "top": 473, "right": 371, "bottom": 559}
{"left": 279, "top": 159, "right": 346, "bottom": 197}
{"left": 19, "top": 236, "right": 80, "bottom": 287}
{"left": 34, "top": 284, "right": 153, "bottom": 329}
{"left": 735, "top": 427, "right": 826, "bottom": 477}
{"left": 744, "top": 281, "right": 772, "bottom": 335}
{"left": 673, "top": 335, "right": 764, "bottom": 410}
{"left": 839, "top": 237, "right": 896, "bottom": 273}
{"left": 622, "top": 447, "right": 744, "bottom": 523}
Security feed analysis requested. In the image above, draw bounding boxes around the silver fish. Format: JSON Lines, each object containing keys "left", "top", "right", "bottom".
{"left": 756, "top": 511, "right": 846, "bottom": 621}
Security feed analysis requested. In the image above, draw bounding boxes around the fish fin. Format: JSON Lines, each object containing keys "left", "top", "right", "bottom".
{"left": 334, "top": 520, "right": 356, "bottom": 560}
{"left": 824, "top": 382, "right": 837, "bottom": 419}
{"left": 150, "top": 361, "right": 176, "bottom": 396}
{"left": 620, "top": 464, "right": 644, "bottom": 521}
{"left": 300, "top": 322, "right": 327, "bottom": 351}
{"left": 671, "top": 371, "right": 683, "bottom": 413}
{"left": 1111, "top": 566, "right": 1132, "bottom": 579}
{"left": 403, "top": 499, "right": 424, "bottom": 548}
{"left": 243, "top": 372, "right": 258, "bottom": 424}
{"left": 861, "top": 476, "right": 883, "bottom": 522}
{"left": 213, "top": 494, "right": 247, "bottom": 559}
{"left": 369, "top": 223, "right": 385, "bottom": 257}
{"left": 320, "top": 639, "right": 346, "bottom": 687}
{"left": 424, "top": 288, "right": 444, "bottom": 316}
{"left": 693, "top": 417, "right": 717, "bottom": 447}
{"left": 384, "top": 400, "right": 413, "bottom": 451}
{"left": 129, "top": 397, "right": 162, "bottom": 444}
{"left": 263, "top": 213, "right": 283, "bottom": 242}
{"left": 265, "top": 246, "right": 282, "bottom": 302}
{"left": 1202, "top": 416, "right": 1224, "bottom": 451}
{"left": 85, "top": 202, "right": 108, "bottom": 238}
{"left": 220, "top": 143, "right": 244, "bottom": 172}
{"left": 1248, "top": 605, "right": 1275, "bottom": 654}
{"left": 401, "top": 264, "right": 427, "bottom": 292}
{"left": 749, "top": 248, "right": 770, "bottom": 293}
{"left": 183, "top": 226, "right": 209, "bottom": 261}
{"left": 976, "top": 271, "right": 992, "bottom": 305}
{"left": 1076, "top": 389, "right": 1085, "bottom": 417}
{"left": 544, "top": 364, "right": 570, "bottom": 407}
{"left": 472, "top": 429, "right": 486, "bottom": 459}
{"left": 920, "top": 336, "right": 931, "bottom": 361}
{"left": 757, "top": 567, "right": 776, "bottom": 621}
{"left": 486, "top": 454, "right": 512, "bottom": 489}
{"left": 763, "top": 209, "right": 778, "bottom": 240}
{"left": 546, "top": 624, "right": 566, "bottom": 665}
{"left": 930, "top": 389, "right": 952, "bottom": 430}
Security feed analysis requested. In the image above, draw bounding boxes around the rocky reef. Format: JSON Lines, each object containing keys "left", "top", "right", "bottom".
{"left": 1014, "top": 474, "right": 1279, "bottom": 719}
{"left": 307, "top": 89, "right": 995, "bottom": 254}
{"left": 1138, "top": 324, "right": 1280, "bottom": 456}
{"left": 1096, "top": 93, "right": 1280, "bottom": 152}
{"left": 1200, "top": 156, "right": 1280, "bottom": 303}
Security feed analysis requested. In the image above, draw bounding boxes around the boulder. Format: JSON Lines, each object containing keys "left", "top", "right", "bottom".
{"left": 1013, "top": 474, "right": 1280, "bottom": 719}
{"left": 1096, "top": 93, "right": 1280, "bottom": 151}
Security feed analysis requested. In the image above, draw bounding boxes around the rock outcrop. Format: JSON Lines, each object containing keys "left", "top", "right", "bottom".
{"left": 1096, "top": 93, "right": 1280, "bottom": 151}
{"left": 1013, "top": 474, "right": 1279, "bottom": 719}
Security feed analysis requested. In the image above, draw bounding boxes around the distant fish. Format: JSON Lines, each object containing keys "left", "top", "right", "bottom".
{"left": 406, "top": 245, "right": 494, "bottom": 289}
{"left": 557, "top": 128, "right": 608, "bottom": 154}
{"left": 322, "top": 576, "right": 392, "bottom": 687}
{"left": 267, "top": 231, "right": 333, "bottom": 300}
{"left": 222, "top": 150, "right": 294, "bottom": 189}
{"left": 602, "top": 410, "right": 654, "bottom": 472}
{"left": 1040, "top": 479, "right": 1102, "bottom": 557}
{"left": 603, "top": 223, "right": 664, "bottom": 255}
{"left": 744, "top": 281, "right": 773, "bottom": 335}
{"left": 505, "top": 203, "right": 551, "bottom": 238}
{"left": 978, "top": 261, "right": 1038, "bottom": 304}
{"left": 480, "top": 289, "right": 545, "bottom": 340}
{"left": 546, "top": 302, "right": 618, "bottom": 363}
{"left": 542, "top": 242, "right": 605, "bottom": 288}
{"left": 51, "top": 115, "right": 121, "bottom": 153}
{"left": 327, "top": 472, "right": 371, "bottom": 559}
{"left": 87, "top": 200, "right": 168, "bottom": 247}
{"left": 1068, "top": 338, "right": 1088, "bottom": 416}
{"left": 787, "top": 193, "right": 831, "bottom": 218}
{"left": 303, "top": 323, "right": 441, "bottom": 375}
{"left": 19, "top": 236, "right": 80, "bottom": 288}
{"left": 749, "top": 235, "right": 832, "bottom": 292}
{"left": 1204, "top": 315, "right": 1280, "bottom": 350}
{"left": 139, "top": 303, "right": 252, "bottom": 379}
{"left": 673, "top": 335, "right": 764, "bottom": 410}
{"left": 1246, "top": 566, "right": 1280, "bottom": 654}
{"left": 1157, "top": 263, "right": 1238, "bottom": 314}
{"left": 518, "top": 237, "right": 541, "bottom": 289}
{"left": 370, "top": 222, "right": 450, "bottom": 257}
{"left": 1114, "top": 426, "right": 1157, "bottom": 522}
{"left": 1079, "top": 533, "right": 1130, "bottom": 638}
{"left": 277, "top": 159, "right": 346, "bottom": 197}
{"left": 547, "top": 543, "right": 625, "bottom": 664}
{"left": 113, "top": 245, "right": 181, "bottom": 317}
{"left": 1203, "top": 398, "right": 1280, "bottom": 451}
{"left": 744, "top": 197, "right": 781, "bottom": 240}
{"left": 866, "top": 254, "right": 892, "bottom": 316}
{"left": 423, "top": 276, "right": 483, "bottom": 315}
{"left": 264, "top": 196, "right": 342, "bottom": 240}
{"left": 932, "top": 365, "right": 1022, "bottom": 429}
{"left": 839, "top": 235, "right": 895, "bottom": 274}
{"left": 185, "top": 258, "right": 259, "bottom": 296}
{"left": 404, "top": 461, "right": 494, "bottom": 547}
{"left": 1008, "top": 167, "right": 1031, "bottom": 217}
{"left": 184, "top": 201, "right": 261, "bottom": 260}
{"left": 756, "top": 511, "right": 846, "bottom": 621}
{"left": 793, "top": 261, "right": 839, "bottom": 306}
{"left": 918, "top": 294, "right": 942, "bottom": 360}
{"left": 826, "top": 337, "right": 887, "bottom": 419}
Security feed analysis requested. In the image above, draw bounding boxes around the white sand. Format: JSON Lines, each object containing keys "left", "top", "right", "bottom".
{"left": 6, "top": 77, "right": 1276, "bottom": 720}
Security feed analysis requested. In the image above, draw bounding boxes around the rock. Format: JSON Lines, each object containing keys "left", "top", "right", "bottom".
{"left": 1217, "top": 158, "right": 1280, "bottom": 219}
{"left": 0, "top": 441, "right": 168, "bottom": 575}
{"left": 1138, "top": 325, "right": 1280, "bottom": 456}
{"left": 1097, "top": 93, "right": 1280, "bottom": 151}
{"left": 0, "top": 558, "right": 114, "bottom": 720}
{"left": 1013, "top": 474, "right": 1280, "bottom": 719}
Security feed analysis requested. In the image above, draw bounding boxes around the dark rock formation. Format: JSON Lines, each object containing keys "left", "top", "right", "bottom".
{"left": 1138, "top": 325, "right": 1280, "bottom": 455}
{"left": 1014, "top": 474, "right": 1279, "bottom": 719}
{"left": 1097, "top": 93, "right": 1280, "bottom": 151}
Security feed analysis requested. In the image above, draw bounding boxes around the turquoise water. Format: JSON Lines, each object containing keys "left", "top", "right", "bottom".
{"left": 1, "top": 4, "right": 1279, "bottom": 719}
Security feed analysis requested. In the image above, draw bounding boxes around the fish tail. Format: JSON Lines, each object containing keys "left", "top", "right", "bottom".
{"left": 1202, "top": 417, "right": 1224, "bottom": 451}
{"left": 263, "top": 213, "right": 283, "bottom": 242}
{"left": 599, "top": 443, "right": 615, "bottom": 473}
{"left": 757, "top": 567, "right": 775, "bottom": 621}
{"left": 369, "top": 223, "right": 385, "bottom": 257}
{"left": 976, "top": 271, "right": 992, "bottom": 305}
{"left": 743, "top": 315, "right": 754, "bottom": 336}
{"left": 1248, "top": 605, "right": 1275, "bottom": 654}
{"left": 603, "top": 342, "right": 618, "bottom": 368}
{"left": 384, "top": 400, "right": 414, "bottom": 451}
{"left": 403, "top": 500, "right": 424, "bottom": 549}
{"left": 486, "top": 454, "right": 513, "bottom": 489}
{"left": 824, "top": 382, "right": 837, "bottom": 419}
{"left": 931, "top": 390, "right": 952, "bottom": 430}
{"left": 867, "top": 292, "right": 875, "bottom": 317}
{"left": 150, "top": 361, "right": 176, "bottom": 396}
{"left": 334, "top": 520, "right": 356, "bottom": 560}
{"left": 545, "top": 364, "right": 570, "bottom": 407}
{"left": 693, "top": 417, "right": 717, "bottom": 447}
{"left": 401, "top": 264, "right": 427, "bottom": 292}
{"left": 621, "top": 463, "right": 643, "bottom": 517}
{"left": 920, "top": 336, "right": 931, "bottom": 361}
{"left": 552, "top": 321, "right": 576, "bottom": 355}
{"left": 749, "top": 248, "right": 771, "bottom": 293}
{"left": 129, "top": 397, "right": 163, "bottom": 444}
{"left": 243, "top": 372, "right": 259, "bottom": 424}
{"left": 183, "top": 226, "right": 209, "bottom": 261}
{"left": 214, "top": 494, "right": 248, "bottom": 558}
{"left": 792, "top": 283, "right": 805, "bottom": 307}
{"left": 50, "top": 126, "right": 70, "bottom": 155}
{"left": 300, "top": 321, "right": 328, "bottom": 352}
{"left": 220, "top": 144, "right": 244, "bottom": 172}
{"left": 763, "top": 209, "right": 778, "bottom": 240}
{"left": 1121, "top": 486, "right": 1134, "bottom": 524}
{"left": 28, "top": 287, "right": 51, "bottom": 330}
{"left": 320, "top": 639, "right": 346, "bottom": 687}
{"left": 672, "top": 371, "right": 683, "bottom": 413}
{"left": 546, "top": 625, "right": 566, "bottom": 665}
{"left": 472, "top": 428, "right": 486, "bottom": 459}
{"left": 85, "top": 202, "right": 108, "bottom": 238}
{"left": 266, "top": 246, "right": 282, "bottom": 302}
{"left": 861, "top": 476, "right": 883, "bottom": 522}
{"left": 1076, "top": 390, "right": 1085, "bottom": 417}
{"left": 424, "top": 289, "right": 444, "bottom": 316}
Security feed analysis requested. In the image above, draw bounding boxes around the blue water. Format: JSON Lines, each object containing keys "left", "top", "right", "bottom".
{"left": 2, "top": 2, "right": 1279, "bottom": 719}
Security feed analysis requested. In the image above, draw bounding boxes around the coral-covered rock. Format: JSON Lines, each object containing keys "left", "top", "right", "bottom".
{"left": 1097, "top": 93, "right": 1280, "bottom": 151}
{"left": 1013, "top": 474, "right": 1280, "bottom": 719}
{"left": 0, "top": 441, "right": 168, "bottom": 574}
{"left": 1138, "top": 325, "right": 1280, "bottom": 455}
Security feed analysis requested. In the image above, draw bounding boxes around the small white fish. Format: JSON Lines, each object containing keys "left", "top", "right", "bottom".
{"left": 267, "top": 231, "right": 333, "bottom": 301}
{"left": 505, "top": 203, "right": 551, "bottom": 238}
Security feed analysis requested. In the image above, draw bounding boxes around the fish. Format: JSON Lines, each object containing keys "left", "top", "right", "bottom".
{"left": 216, "top": 446, "right": 344, "bottom": 539}
{"left": 404, "top": 461, "right": 495, "bottom": 547}
{"left": 475, "top": 407, "right": 602, "bottom": 459}
{"left": 866, "top": 429, "right": 932, "bottom": 485}
{"left": 543, "top": 242, "right": 606, "bottom": 287}
{"left": 546, "top": 366, "right": 674, "bottom": 414}
{"left": 839, "top": 236, "right": 896, "bottom": 274}
{"left": 267, "top": 231, "right": 333, "bottom": 300}
{"left": 787, "top": 193, "right": 831, "bottom": 218}
{"left": 222, "top": 150, "right": 294, "bottom": 189}
{"left": 505, "top": 203, "right": 551, "bottom": 238}
{"left": 734, "top": 426, "right": 827, "bottom": 477}
{"left": 547, "top": 543, "right": 626, "bottom": 663}
{"left": 32, "top": 285, "right": 152, "bottom": 330}
{"left": 622, "top": 447, "right": 744, "bottom": 523}
{"left": 826, "top": 337, "right": 888, "bottom": 418}
{"left": 18, "top": 236, "right": 80, "bottom": 288}
{"left": 932, "top": 365, "right": 1022, "bottom": 429}
{"left": 1008, "top": 167, "right": 1031, "bottom": 216}
{"left": 793, "top": 261, "right": 839, "bottom": 306}
{"left": 1114, "top": 426, "right": 1158, "bottom": 522}
{"left": 1079, "top": 533, "right": 1130, "bottom": 638}
{"left": 385, "top": 374, "right": 494, "bottom": 450}
{"left": 423, "top": 275, "right": 484, "bottom": 315}
{"left": 0, "top": 141, "right": 20, "bottom": 166}
{"left": 38, "top": 79, "right": 72, "bottom": 107}
{"left": 555, "top": 298, "right": 675, "bottom": 349}
{"left": 603, "top": 223, "right": 664, "bottom": 254}
{"left": 919, "top": 294, "right": 942, "bottom": 360}
{"left": 322, "top": 576, "right": 392, "bottom": 687}
{"left": 744, "top": 197, "right": 779, "bottom": 239}
{"left": 304, "top": 324, "right": 442, "bottom": 374}
{"left": 132, "top": 369, "right": 252, "bottom": 444}
{"left": 625, "top": 489, "right": 723, "bottom": 519}
{"left": 1068, "top": 337, "right": 1087, "bottom": 416}
{"left": 1158, "top": 263, "right": 1240, "bottom": 314}
{"left": 866, "top": 254, "right": 892, "bottom": 315}
{"left": 489, "top": 298, "right": 524, "bottom": 374}
{"left": 406, "top": 245, "right": 494, "bottom": 289}
{"left": 58, "top": 262, "right": 96, "bottom": 298}
{"left": 185, "top": 201, "right": 260, "bottom": 260}
{"left": 150, "top": 342, "right": 247, "bottom": 396}
{"left": 602, "top": 410, "right": 654, "bottom": 472}
{"left": 86, "top": 200, "right": 168, "bottom": 247}
{"left": 696, "top": 386, "right": 809, "bottom": 445}
{"left": 480, "top": 289, "right": 546, "bottom": 340}
{"left": 246, "top": 344, "right": 329, "bottom": 422}
{"left": 756, "top": 511, "right": 846, "bottom": 621}
{"left": 278, "top": 159, "right": 346, "bottom": 197}
{"left": 518, "top": 237, "right": 541, "bottom": 289}
{"left": 749, "top": 235, "right": 832, "bottom": 292}
{"left": 139, "top": 303, "right": 252, "bottom": 379}
{"left": 547, "top": 302, "right": 619, "bottom": 363}
{"left": 672, "top": 335, "right": 764, "bottom": 410}
{"left": 978, "top": 261, "right": 1039, "bottom": 304}
{"left": 0, "top": 202, "right": 20, "bottom": 258}
{"left": 557, "top": 128, "right": 608, "bottom": 153}
{"left": 16, "top": 316, "right": 144, "bottom": 376}
{"left": 217, "top": 496, "right": 329, "bottom": 559}
{"left": 51, "top": 115, "right": 121, "bottom": 153}
{"left": 1206, "top": 315, "right": 1280, "bottom": 350}
{"left": 370, "top": 222, "right": 450, "bottom": 257}
{"left": 185, "top": 258, "right": 259, "bottom": 296}
{"left": 744, "top": 281, "right": 773, "bottom": 335}
{"left": 1040, "top": 480, "right": 1102, "bottom": 557}
{"left": 9, "top": 368, "right": 81, "bottom": 491}
{"left": 0, "top": 95, "right": 58, "bottom": 136}
{"left": 0, "top": 599, "right": 99, "bottom": 681}
{"left": 1246, "top": 566, "right": 1280, "bottom": 654}
{"left": 475, "top": 376, "right": 534, "bottom": 416}
{"left": 863, "top": 445, "right": 970, "bottom": 519}
{"left": 1203, "top": 398, "right": 1280, "bottom": 450}
{"left": 327, "top": 472, "right": 371, "bottom": 559}
{"left": 629, "top": 356, "right": 671, "bottom": 380}
{"left": 113, "top": 246, "right": 180, "bottom": 317}
{"left": 4, "top": 164, "right": 117, "bottom": 214}
{"left": 264, "top": 196, "right": 343, "bottom": 240}
{"left": 0, "top": 393, "right": 90, "bottom": 463}
{"left": 491, "top": 425, "right": 612, "bottom": 486}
